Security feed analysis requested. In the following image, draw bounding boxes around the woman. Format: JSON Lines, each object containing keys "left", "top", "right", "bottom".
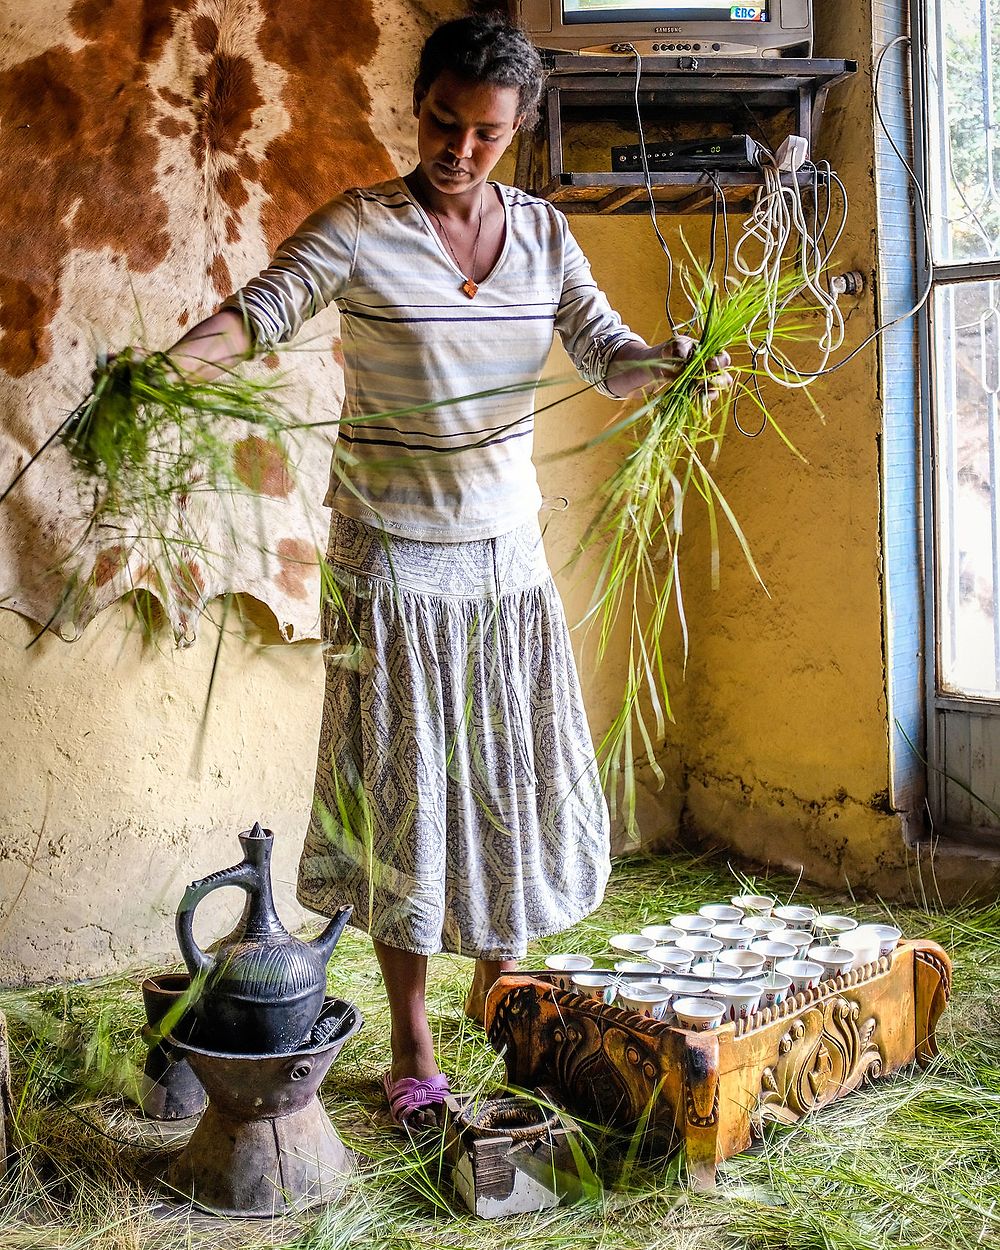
{"left": 165, "top": 15, "right": 725, "bottom": 1129}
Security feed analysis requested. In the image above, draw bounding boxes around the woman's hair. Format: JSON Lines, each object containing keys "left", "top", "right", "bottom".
{"left": 415, "top": 15, "right": 546, "bottom": 128}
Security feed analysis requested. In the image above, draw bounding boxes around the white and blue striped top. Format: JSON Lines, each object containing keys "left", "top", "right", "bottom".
{"left": 223, "top": 178, "right": 642, "bottom": 542}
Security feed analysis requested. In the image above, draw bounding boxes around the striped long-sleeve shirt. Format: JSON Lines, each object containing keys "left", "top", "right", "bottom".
{"left": 222, "top": 178, "right": 642, "bottom": 542}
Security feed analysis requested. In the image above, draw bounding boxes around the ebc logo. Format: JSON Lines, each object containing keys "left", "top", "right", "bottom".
{"left": 730, "top": 5, "right": 765, "bottom": 17}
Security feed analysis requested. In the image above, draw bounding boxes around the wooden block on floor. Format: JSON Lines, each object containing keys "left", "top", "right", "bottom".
{"left": 0, "top": 1010, "right": 10, "bottom": 1173}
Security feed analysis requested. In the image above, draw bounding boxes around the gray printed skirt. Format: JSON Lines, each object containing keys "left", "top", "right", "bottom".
{"left": 297, "top": 512, "right": 611, "bottom": 960}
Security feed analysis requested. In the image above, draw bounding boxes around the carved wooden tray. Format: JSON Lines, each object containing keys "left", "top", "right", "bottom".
{"left": 484, "top": 939, "right": 951, "bottom": 1188}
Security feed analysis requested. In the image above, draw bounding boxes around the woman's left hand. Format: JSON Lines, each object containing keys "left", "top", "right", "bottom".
{"left": 606, "top": 337, "right": 732, "bottom": 400}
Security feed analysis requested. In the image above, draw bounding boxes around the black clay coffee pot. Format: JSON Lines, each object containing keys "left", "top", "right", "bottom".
{"left": 176, "top": 823, "right": 352, "bottom": 1054}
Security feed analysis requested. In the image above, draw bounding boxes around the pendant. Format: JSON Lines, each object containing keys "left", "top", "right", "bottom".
{"left": 461, "top": 278, "right": 478, "bottom": 299}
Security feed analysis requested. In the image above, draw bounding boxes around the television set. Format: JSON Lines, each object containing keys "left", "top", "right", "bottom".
{"left": 514, "top": 0, "right": 813, "bottom": 58}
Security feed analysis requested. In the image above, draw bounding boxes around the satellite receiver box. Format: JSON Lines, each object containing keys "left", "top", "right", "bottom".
{"left": 611, "top": 135, "right": 769, "bottom": 172}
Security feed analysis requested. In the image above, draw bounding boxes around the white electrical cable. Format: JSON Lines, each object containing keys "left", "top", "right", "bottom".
{"left": 624, "top": 33, "right": 932, "bottom": 396}
{"left": 732, "top": 154, "right": 849, "bottom": 389}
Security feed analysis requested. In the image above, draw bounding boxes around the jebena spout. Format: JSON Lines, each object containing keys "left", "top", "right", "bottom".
{"left": 310, "top": 904, "right": 354, "bottom": 965}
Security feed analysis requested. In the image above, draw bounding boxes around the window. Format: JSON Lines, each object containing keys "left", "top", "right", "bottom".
{"left": 915, "top": 0, "right": 1000, "bottom": 833}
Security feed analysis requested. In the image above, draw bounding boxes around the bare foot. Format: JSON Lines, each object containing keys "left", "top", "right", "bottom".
{"left": 465, "top": 958, "right": 518, "bottom": 1026}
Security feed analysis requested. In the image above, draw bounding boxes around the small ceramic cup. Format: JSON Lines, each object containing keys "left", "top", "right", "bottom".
{"left": 571, "top": 972, "right": 617, "bottom": 1004}
{"left": 835, "top": 929, "right": 880, "bottom": 971}
{"left": 749, "top": 939, "right": 798, "bottom": 971}
{"left": 853, "top": 923, "right": 902, "bottom": 958}
{"left": 672, "top": 996, "right": 727, "bottom": 1031}
{"left": 774, "top": 958, "right": 824, "bottom": 993}
{"left": 712, "top": 981, "right": 763, "bottom": 1023}
{"left": 731, "top": 894, "right": 776, "bottom": 918}
{"left": 614, "top": 960, "right": 664, "bottom": 976}
{"left": 698, "top": 903, "right": 744, "bottom": 925}
{"left": 660, "top": 976, "right": 711, "bottom": 999}
{"left": 690, "top": 960, "right": 723, "bottom": 979}
{"left": 660, "top": 970, "right": 715, "bottom": 1000}
{"left": 676, "top": 934, "right": 724, "bottom": 961}
{"left": 755, "top": 970, "right": 793, "bottom": 1009}
{"left": 812, "top": 914, "right": 859, "bottom": 943}
{"left": 772, "top": 904, "right": 818, "bottom": 930}
{"left": 544, "top": 954, "right": 595, "bottom": 989}
{"left": 617, "top": 984, "right": 674, "bottom": 1020}
{"left": 608, "top": 933, "right": 657, "bottom": 956}
{"left": 809, "top": 945, "right": 854, "bottom": 980}
{"left": 744, "top": 915, "right": 788, "bottom": 938}
{"left": 648, "top": 946, "right": 694, "bottom": 973}
{"left": 778, "top": 929, "right": 816, "bottom": 955}
{"left": 711, "top": 923, "right": 756, "bottom": 950}
{"left": 639, "top": 924, "right": 684, "bottom": 945}
{"left": 717, "top": 949, "right": 767, "bottom": 979}
{"left": 671, "top": 914, "right": 716, "bottom": 935}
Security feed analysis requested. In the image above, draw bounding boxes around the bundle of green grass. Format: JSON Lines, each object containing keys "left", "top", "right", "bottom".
{"left": 61, "top": 348, "right": 293, "bottom": 522}
{"left": 579, "top": 270, "right": 824, "bottom": 821}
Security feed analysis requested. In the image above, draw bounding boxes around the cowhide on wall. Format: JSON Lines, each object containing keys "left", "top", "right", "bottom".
{"left": 0, "top": 0, "right": 460, "bottom": 643}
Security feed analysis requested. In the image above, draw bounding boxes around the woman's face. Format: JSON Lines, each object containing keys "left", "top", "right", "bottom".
{"left": 413, "top": 70, "right": 523, "bottom": 198}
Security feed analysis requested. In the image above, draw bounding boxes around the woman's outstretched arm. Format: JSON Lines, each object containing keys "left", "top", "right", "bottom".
{"left": 165, "top": 309, "right": 254, "bottom": 382}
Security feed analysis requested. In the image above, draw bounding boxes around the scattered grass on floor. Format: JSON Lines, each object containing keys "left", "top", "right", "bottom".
{"left": 1, "top": 851, "right": 998, "bottom": 1250}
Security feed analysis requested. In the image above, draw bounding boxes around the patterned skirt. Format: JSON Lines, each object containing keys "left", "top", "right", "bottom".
{"left": 297, "top": 513, "right": 611, "bottom": 961}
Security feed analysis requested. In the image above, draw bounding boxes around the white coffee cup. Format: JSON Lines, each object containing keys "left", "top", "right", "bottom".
{"left": 772, "top": 904, "right": 818, "bottom": 930}
{"left": 676, "top": 934, "right": 724, "bottom": 960}
{"left": 731, "top": 894, "right": 776, "bottom": 917}
{"left": 836, "top": 929, "right": 880, "bottom": 971}
{"left": 614, "top": 960, "right": 663, "bottom": 976}
{"left": 775, "top": 958, "right": 824, "bottom": 993}
{"left": 698, "top": 903, "right": 744, "bottom": 924}
{"left": 671, "top": 914, "right": 715, "bottom": 935}
{"left": 571, "top": 972, "right": 616, "bottom": 1003}
{"left": 659, "top": 975, "right": 706, "bottom": 998}
{"left": 755, "top": 970, "right": 793, "bottom": 1008}
{"left": 712, "top": 923, "right": 756, "bottom": 950}
{"left": 712, "top": 981, "right": 763, "bottom": 1022}
{"left": 617, "top": 984, "right": 674, "bottom": 1020}
{"left": 544, "top": 953, "right": 594, "bottom": 989}
{"left": 717, "top": 949, "right": 767, "bottom": 979}
{"left": 778, "top": 929, "right": 815, "bottom": 955}
{"left": 648, "top": 946, "right": 694, "bottom": 973}
{"left": 640, "top": 924, "right": 684, "bottom": 945}
{"left": 744, "top": 916, "right": 788, "bottom": 937}
{"left": 749, "top": 939, "right": 798, "bottom": 970}
{"left": 812, "top": 914, "right": 859, "bottom": 943}
{"left": 545, "top": 954, "right": 594, "bottom": 972}
{"left": 853, "top": 923, "right": 902, "bottom": 958}
{"left": 809, "top": 945, "right": 854, "bottom": 979}
{"left": 609, "top": 933, "right": 656, "bottom": 956}
{"left": 672, "top": 996, "right": 727, "bottom": 1031}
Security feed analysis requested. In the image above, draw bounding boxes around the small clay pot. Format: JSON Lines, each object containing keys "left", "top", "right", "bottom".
{"left": 137, "top": 972, "right": 206, "bottom": 1121}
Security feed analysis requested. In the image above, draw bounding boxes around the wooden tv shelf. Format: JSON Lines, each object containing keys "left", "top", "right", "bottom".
{"left": 514, "top": 54, "right": 857, "bottom": 214}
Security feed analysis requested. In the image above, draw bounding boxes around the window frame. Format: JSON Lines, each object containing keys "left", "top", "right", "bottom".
{"left": 909, "top": 0, "right": 1000, "bottom": 834}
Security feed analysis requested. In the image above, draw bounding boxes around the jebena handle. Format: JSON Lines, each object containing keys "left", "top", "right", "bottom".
{"left": 174, "top": 860, "right": 256, "bottom": 978}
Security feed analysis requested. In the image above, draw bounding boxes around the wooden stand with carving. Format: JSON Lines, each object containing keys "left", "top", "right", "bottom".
{"left": 484, "top": 939, "right": 951, "bottom": 1189}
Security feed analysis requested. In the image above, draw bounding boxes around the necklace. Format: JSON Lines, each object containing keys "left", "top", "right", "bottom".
{"left": 428, "top": 191, "right": 485, "bottom": 299}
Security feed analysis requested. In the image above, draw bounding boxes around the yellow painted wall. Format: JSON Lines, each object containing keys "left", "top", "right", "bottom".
{"left": 666, "top": 6, "right": 914, "bottom": 892}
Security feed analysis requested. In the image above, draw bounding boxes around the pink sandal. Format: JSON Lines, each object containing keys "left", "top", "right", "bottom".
{"left": 382, "top": 1072, "right": 451, "bottom": 1129}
